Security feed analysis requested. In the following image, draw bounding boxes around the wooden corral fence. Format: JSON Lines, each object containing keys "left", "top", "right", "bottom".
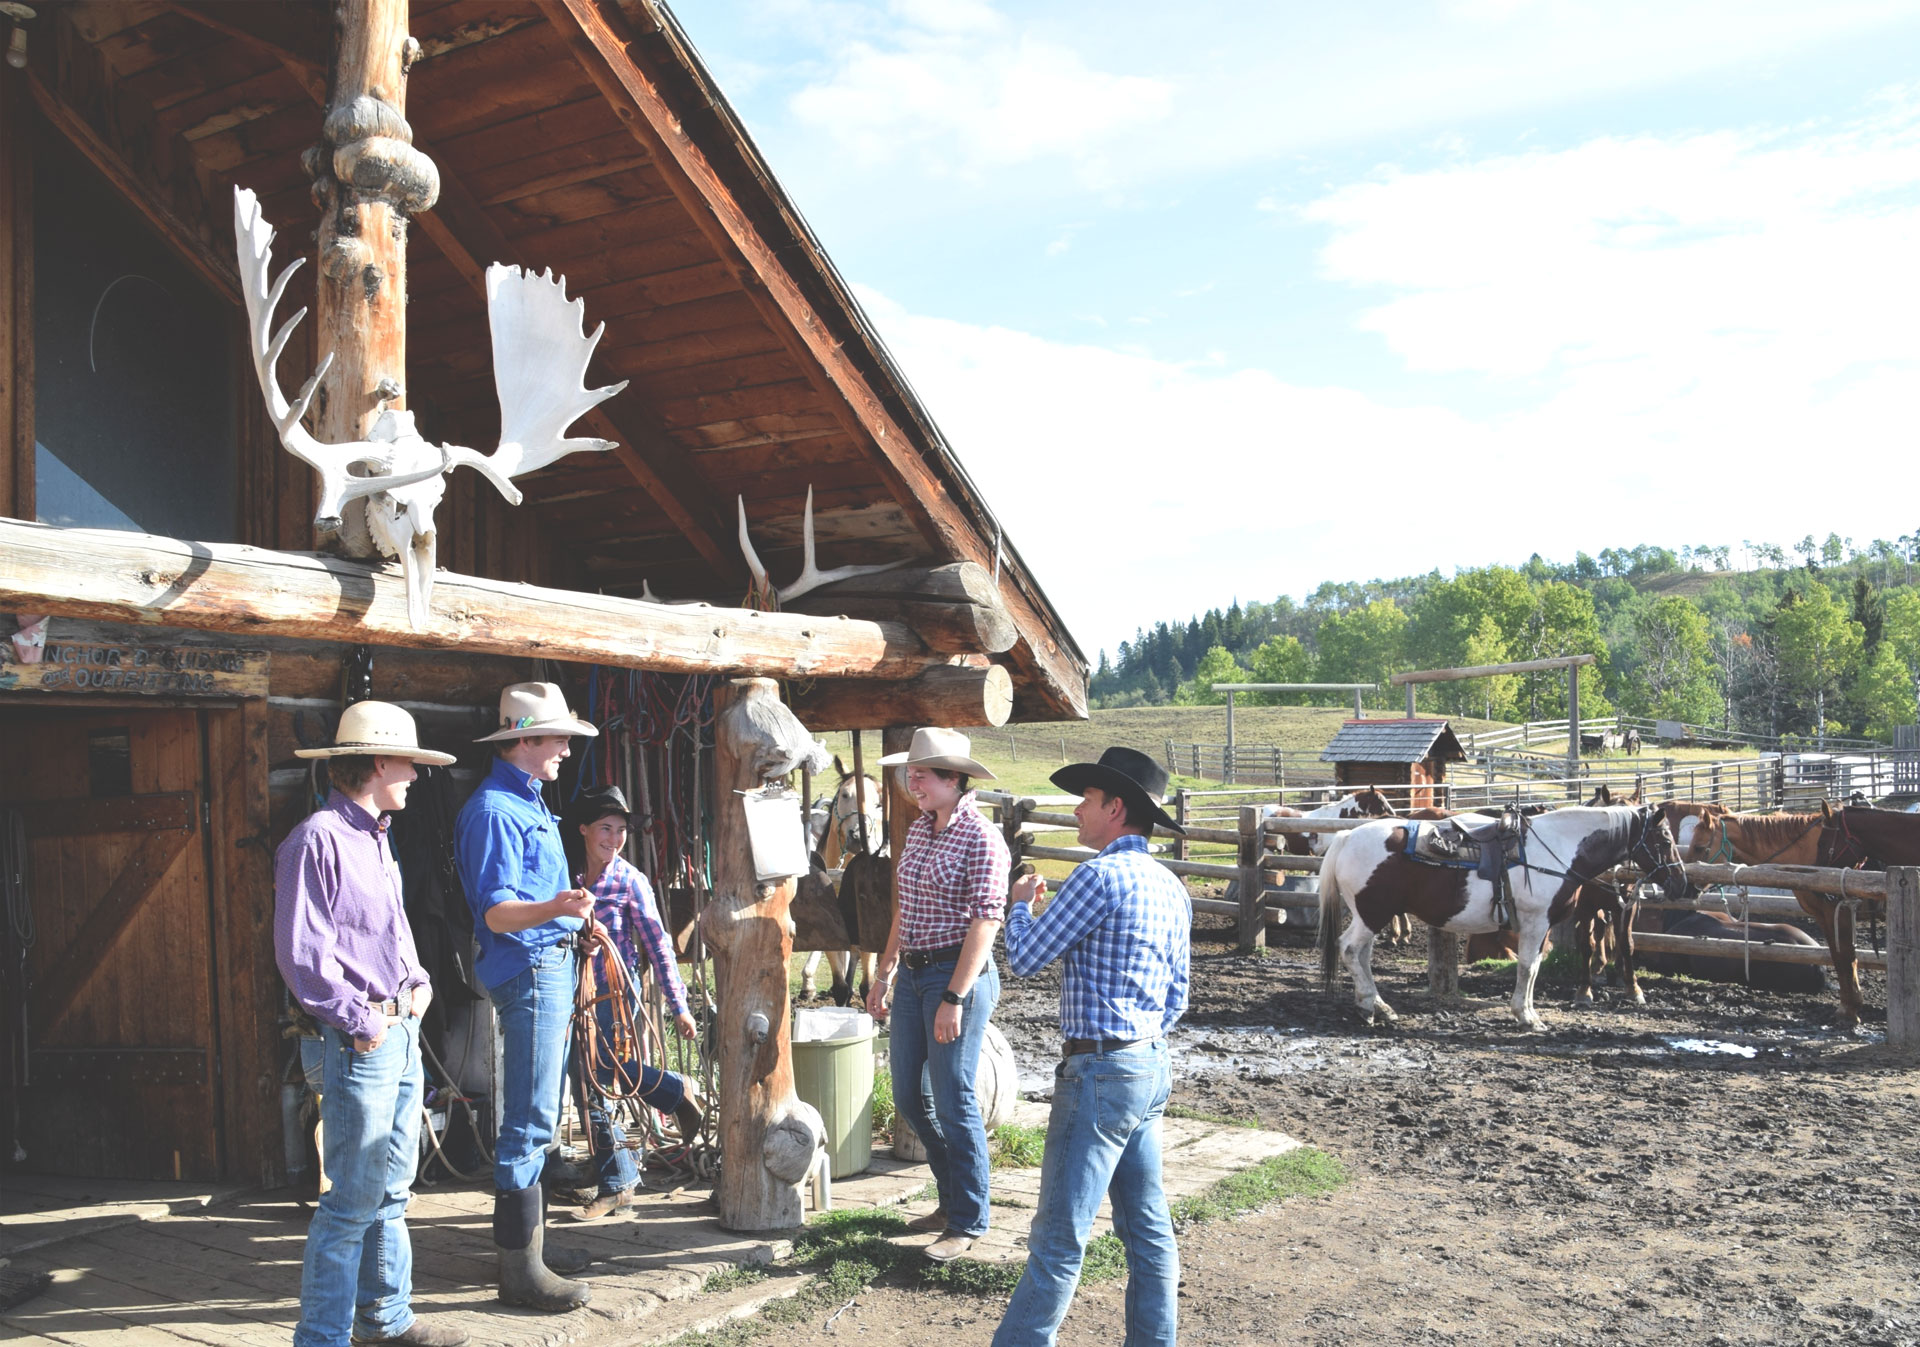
{"left": 976, "top": 789, "right": 1920, "bottom": 1051}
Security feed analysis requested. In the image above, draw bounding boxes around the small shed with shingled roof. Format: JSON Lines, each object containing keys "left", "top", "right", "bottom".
{"left": 1321, "top": 718, "right": 1467, "bottom": 811}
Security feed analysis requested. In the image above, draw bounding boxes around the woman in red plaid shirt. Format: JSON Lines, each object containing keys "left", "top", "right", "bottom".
{"left": 868, "top": 728, "right": 1010, "bottom": 1264}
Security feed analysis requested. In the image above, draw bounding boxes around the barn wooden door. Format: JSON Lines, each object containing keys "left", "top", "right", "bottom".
{"left": 0, "top": 708, "right": 221, "bottom": 1180}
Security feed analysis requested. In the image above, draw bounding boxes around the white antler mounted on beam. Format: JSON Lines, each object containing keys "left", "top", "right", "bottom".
{"left": 232, "top": 187, "right": 627, "bottom": 629}
{"left": 738, "top": 487, "right": 901, "bottom": 608}
{"left": 234, "top": 189, "right": 445, "bottom": 534}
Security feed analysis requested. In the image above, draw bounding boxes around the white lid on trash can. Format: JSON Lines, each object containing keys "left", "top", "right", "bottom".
{"left": 793, "top": 1007, "right": 874, "bottom": 1042}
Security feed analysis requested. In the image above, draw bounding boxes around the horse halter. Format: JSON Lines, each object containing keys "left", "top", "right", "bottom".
{"left": 1820, "top": 809, "right": 1871, "bottom": 871}
{"left": 1629, "top": 809, "right": 1689, "bottom": 896}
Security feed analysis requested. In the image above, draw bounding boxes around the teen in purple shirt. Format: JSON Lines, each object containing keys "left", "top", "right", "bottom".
{"left": 273, "top": 701, "right": 464, "bottom": 1347}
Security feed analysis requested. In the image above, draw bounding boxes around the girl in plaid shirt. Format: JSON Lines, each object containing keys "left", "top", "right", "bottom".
{"left": 868, "top": 728, "right": 1009, "bottom": 1263}
{"left": 565, "top": 786, "right": 704, "bottom": 1221}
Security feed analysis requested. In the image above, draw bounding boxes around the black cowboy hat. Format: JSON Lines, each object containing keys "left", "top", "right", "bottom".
{"left": 1051, "top": 747, "right": 1184, "bottom": 836}
{"left": 568, "top": 783, "right": 631, "bottom": 827}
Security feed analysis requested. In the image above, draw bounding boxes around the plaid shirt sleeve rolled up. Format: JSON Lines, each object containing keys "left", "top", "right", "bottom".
{"left": 893, "top": 793, "right": 1010, "bottom": 950}
{"left": 1004, "top": 834, "right": 1190, "bottom": 1041}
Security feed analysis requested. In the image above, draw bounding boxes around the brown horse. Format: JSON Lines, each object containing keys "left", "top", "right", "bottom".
{"left": 1681, "top": 807, "right": 1870, "bottom": 1024}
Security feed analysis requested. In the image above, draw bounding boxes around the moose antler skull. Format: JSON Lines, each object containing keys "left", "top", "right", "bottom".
{"left": 233, "top": 186, "right": 627, "bottom": 628}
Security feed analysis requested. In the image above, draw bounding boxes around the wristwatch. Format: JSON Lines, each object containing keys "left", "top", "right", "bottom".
{"left": 940, "top": 989, "right": 963, "bottom": 1006}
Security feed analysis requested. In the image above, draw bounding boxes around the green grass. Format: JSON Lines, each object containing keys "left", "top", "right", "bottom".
{"left": 700, "top": 1264, "right": 769, "bottom": 1295}
{"left": 1166, "top": 1148, "right": 1346, "bottom": 1226}
{"left": 1165, "top": 1103, "right": 1257, "bottom": 1129}
{"left": 871, "top": 1067, "right": 895, "bottom": 1137}
{"left": 991, "top": 1121, "right": 1047, "bottom": 1169}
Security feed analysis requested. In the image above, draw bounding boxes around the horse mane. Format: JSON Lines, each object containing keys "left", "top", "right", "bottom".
{"left": 1721, "top": 811, "right": 1823, "bottom": 858}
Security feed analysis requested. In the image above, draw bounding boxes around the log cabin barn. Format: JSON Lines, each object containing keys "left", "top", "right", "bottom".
{"left": 0, "top": 0, "right": 1085, "bottom": 1224}
{"left": 1320, "top": 718, "right": 1465, "bottom": 811}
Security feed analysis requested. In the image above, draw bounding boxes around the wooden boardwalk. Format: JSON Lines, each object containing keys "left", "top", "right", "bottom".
{"left": 1, "top": 1105, "right": 1297, "bottom": 1347}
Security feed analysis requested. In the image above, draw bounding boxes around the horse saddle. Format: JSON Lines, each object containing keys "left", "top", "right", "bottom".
{"left": 1400, "top": 812, "right": 1527, "bottom": 884}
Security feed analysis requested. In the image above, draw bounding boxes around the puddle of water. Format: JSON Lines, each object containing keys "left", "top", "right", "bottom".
{"left": 1661, "top": 1037, "right": 1758, "bottom": 1058}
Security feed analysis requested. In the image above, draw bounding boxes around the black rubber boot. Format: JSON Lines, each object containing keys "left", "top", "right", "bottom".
{"left": 494, "top": 1186, "right": 590, "bottom": 1312}
{"left": 538, "top": 1184, "right": 594, "bottom": 1275}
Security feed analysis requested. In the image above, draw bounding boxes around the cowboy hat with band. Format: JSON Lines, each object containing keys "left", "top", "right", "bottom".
{"left": 295, "top": 700, "right": 456, "bottom": 766}
{"left": 1051, "top": 746, "right": 1185, "bottom": 836}
{"left": 876, "top": 726, "right": 996, "bottom": 780}
{"left": 473, "top": 681, "right": 599, "bottom": 743}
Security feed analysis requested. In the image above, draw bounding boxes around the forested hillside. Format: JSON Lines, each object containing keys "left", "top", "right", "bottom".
{"left": 1091, "top": 536, "right": 1920, "bottom": 741}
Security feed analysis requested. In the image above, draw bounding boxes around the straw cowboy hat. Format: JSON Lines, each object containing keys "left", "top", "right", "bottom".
{"left": 876, "top": 726, "right": 995, "bottom": 780}
{"left": 1052, "top": 746, "right": 1184, "bottom": 836}
{"left": 295, "top": 700, "right": 456, "bottom": 766}
{"left": 473, "top": 682, "right": 599, "bottom": 743}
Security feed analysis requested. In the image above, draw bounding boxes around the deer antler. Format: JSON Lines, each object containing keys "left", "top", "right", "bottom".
{"left": 449, "top": 264, "right": 629, "bottom": 503}
{"left": 737, "top": 487, "right": 902, "bottom": 607}
{"left": 232, "top": 187, "right": 445, "bottom": 532}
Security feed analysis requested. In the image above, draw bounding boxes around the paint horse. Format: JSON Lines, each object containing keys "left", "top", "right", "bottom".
{"left": 794, "top": 758, "right": 888, "bottom": 1004}
{"left": 1317, "top": 804, "right": 1692, "bottom": 1030}
{"left": 1274, "top": 786, "right": 1397, "bottom": 859}
{"left": 1680, "top": 805, "right": 1878, "bottom": 1024}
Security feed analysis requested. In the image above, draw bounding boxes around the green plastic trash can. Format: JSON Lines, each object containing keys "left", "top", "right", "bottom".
{"left": 792, "top": 1009, "right": 875, "bottom": 1179}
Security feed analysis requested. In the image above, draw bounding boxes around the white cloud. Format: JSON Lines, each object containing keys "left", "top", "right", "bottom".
{"left": 784, "top": 4, "right": 1171, "bottom": 177}
{"left": 744, "top": 0, "right": 1920, "bottom": 203}
{"left": 855, "top": 99, "right": 1920, "bottom": 653}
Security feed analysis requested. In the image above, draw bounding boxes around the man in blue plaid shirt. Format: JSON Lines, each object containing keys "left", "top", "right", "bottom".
{"left": 994, "top": 747, "right": 1190, "bottom": 1347}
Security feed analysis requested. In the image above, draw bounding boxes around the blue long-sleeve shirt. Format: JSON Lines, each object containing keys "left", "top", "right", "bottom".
{"left": 1003, "top": 833, "right": 1190, "bottom": 1040}
{"left": 455, "top": 756, "right": 577, "bottom": 989}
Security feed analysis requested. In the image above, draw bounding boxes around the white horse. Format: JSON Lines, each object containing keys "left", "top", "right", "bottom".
{"left": 1316, "top": 804, "right": 1691, "bottom": 1030}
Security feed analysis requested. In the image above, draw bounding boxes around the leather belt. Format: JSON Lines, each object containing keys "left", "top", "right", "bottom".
{"left": 370, "top": 996, "right": 420, "bottom": 1020}
{"left": 902, "top": 945, "right": 967, "bottom": 970}
{"left": 1063, "top": 1036, "right": 1153, "bottom": 1058}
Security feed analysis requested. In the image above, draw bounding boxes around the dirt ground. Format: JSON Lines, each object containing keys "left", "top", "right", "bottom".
{"left": 780, "top": 915, "right": 1920, "bottom": 1347}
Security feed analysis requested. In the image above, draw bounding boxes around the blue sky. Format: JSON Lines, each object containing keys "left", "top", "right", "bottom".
{"left": 675, "top": 1, "right": 1920, "bottom": 660}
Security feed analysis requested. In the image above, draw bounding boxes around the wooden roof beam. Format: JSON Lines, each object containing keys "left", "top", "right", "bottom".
{"left": 538, "top": 0, "right": 1086, "bottom": 718}
{"left": 161, "top": 0, "right": 740, "bottom": 579}
{"left": 0, "top": 518, "right": 938, "bottom": 680}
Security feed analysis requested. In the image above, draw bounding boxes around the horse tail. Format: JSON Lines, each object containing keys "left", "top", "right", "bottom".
{"left": 1317, "top": 830, "right": 1349, "bottom": 989}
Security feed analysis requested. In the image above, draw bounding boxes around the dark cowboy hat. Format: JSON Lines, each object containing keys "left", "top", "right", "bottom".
{"left": 568, "top": 783, "right": 631, "bottom": 827}
{"left": 1051, "top": 747, "right": 1184, "bottom": 836}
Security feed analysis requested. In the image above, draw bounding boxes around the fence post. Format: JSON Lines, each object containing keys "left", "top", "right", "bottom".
{"left": 1428, "top": 929, "right": 1460, "bottom": 998}
{"left": 1710, "top": 763, "right": 1722, "bottom": 806}
{"left": 1890, "top": 866, "right": 1920, "bottom": 1053}
{"left": 1174, "top": 790, "right": 1190, "bottom": 862}
{"left": 1236, "top": 804, "right": 1265, "bottom": 953}
{"left": 1002, "top": 795, "right": 1031, "bottom": 875}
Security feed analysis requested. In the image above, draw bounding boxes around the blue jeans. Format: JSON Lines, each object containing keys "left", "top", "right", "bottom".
{"left": 488, "top": 945, "right": 576, "bottom": 1192}
{"left": 992, "top": 1040, "right": 1177, "bottom": 1347}
{"left": 581, "top": 990, "right": 689, "bottom": 1197}
{"left": 890, "top": 959, "right": 1000, "bottom": 1238}
{"left": 294, "top": 1019, "right": 423, "bottom": 1347}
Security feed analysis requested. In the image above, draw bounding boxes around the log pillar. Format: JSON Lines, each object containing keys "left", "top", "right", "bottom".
{"left": 1889, "top": 866, "right": 1920, "bottom": 1053}
{"left": 701, "top": 677, "right": 824, "bottom": 1231}
{"left": 882, "top": 724, "right": 916, "bottom": 935}
{"left": 310, "top": 0, "right": 439, "bottom": 554}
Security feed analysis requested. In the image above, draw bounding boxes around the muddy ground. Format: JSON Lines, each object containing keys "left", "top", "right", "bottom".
{"left": 782, "top": 915, "right": 1920, "bottom": 1347}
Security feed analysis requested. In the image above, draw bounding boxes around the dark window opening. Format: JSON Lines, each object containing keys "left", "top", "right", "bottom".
{"left": 33, "top": 125, "right": 237, "bottom": 541}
